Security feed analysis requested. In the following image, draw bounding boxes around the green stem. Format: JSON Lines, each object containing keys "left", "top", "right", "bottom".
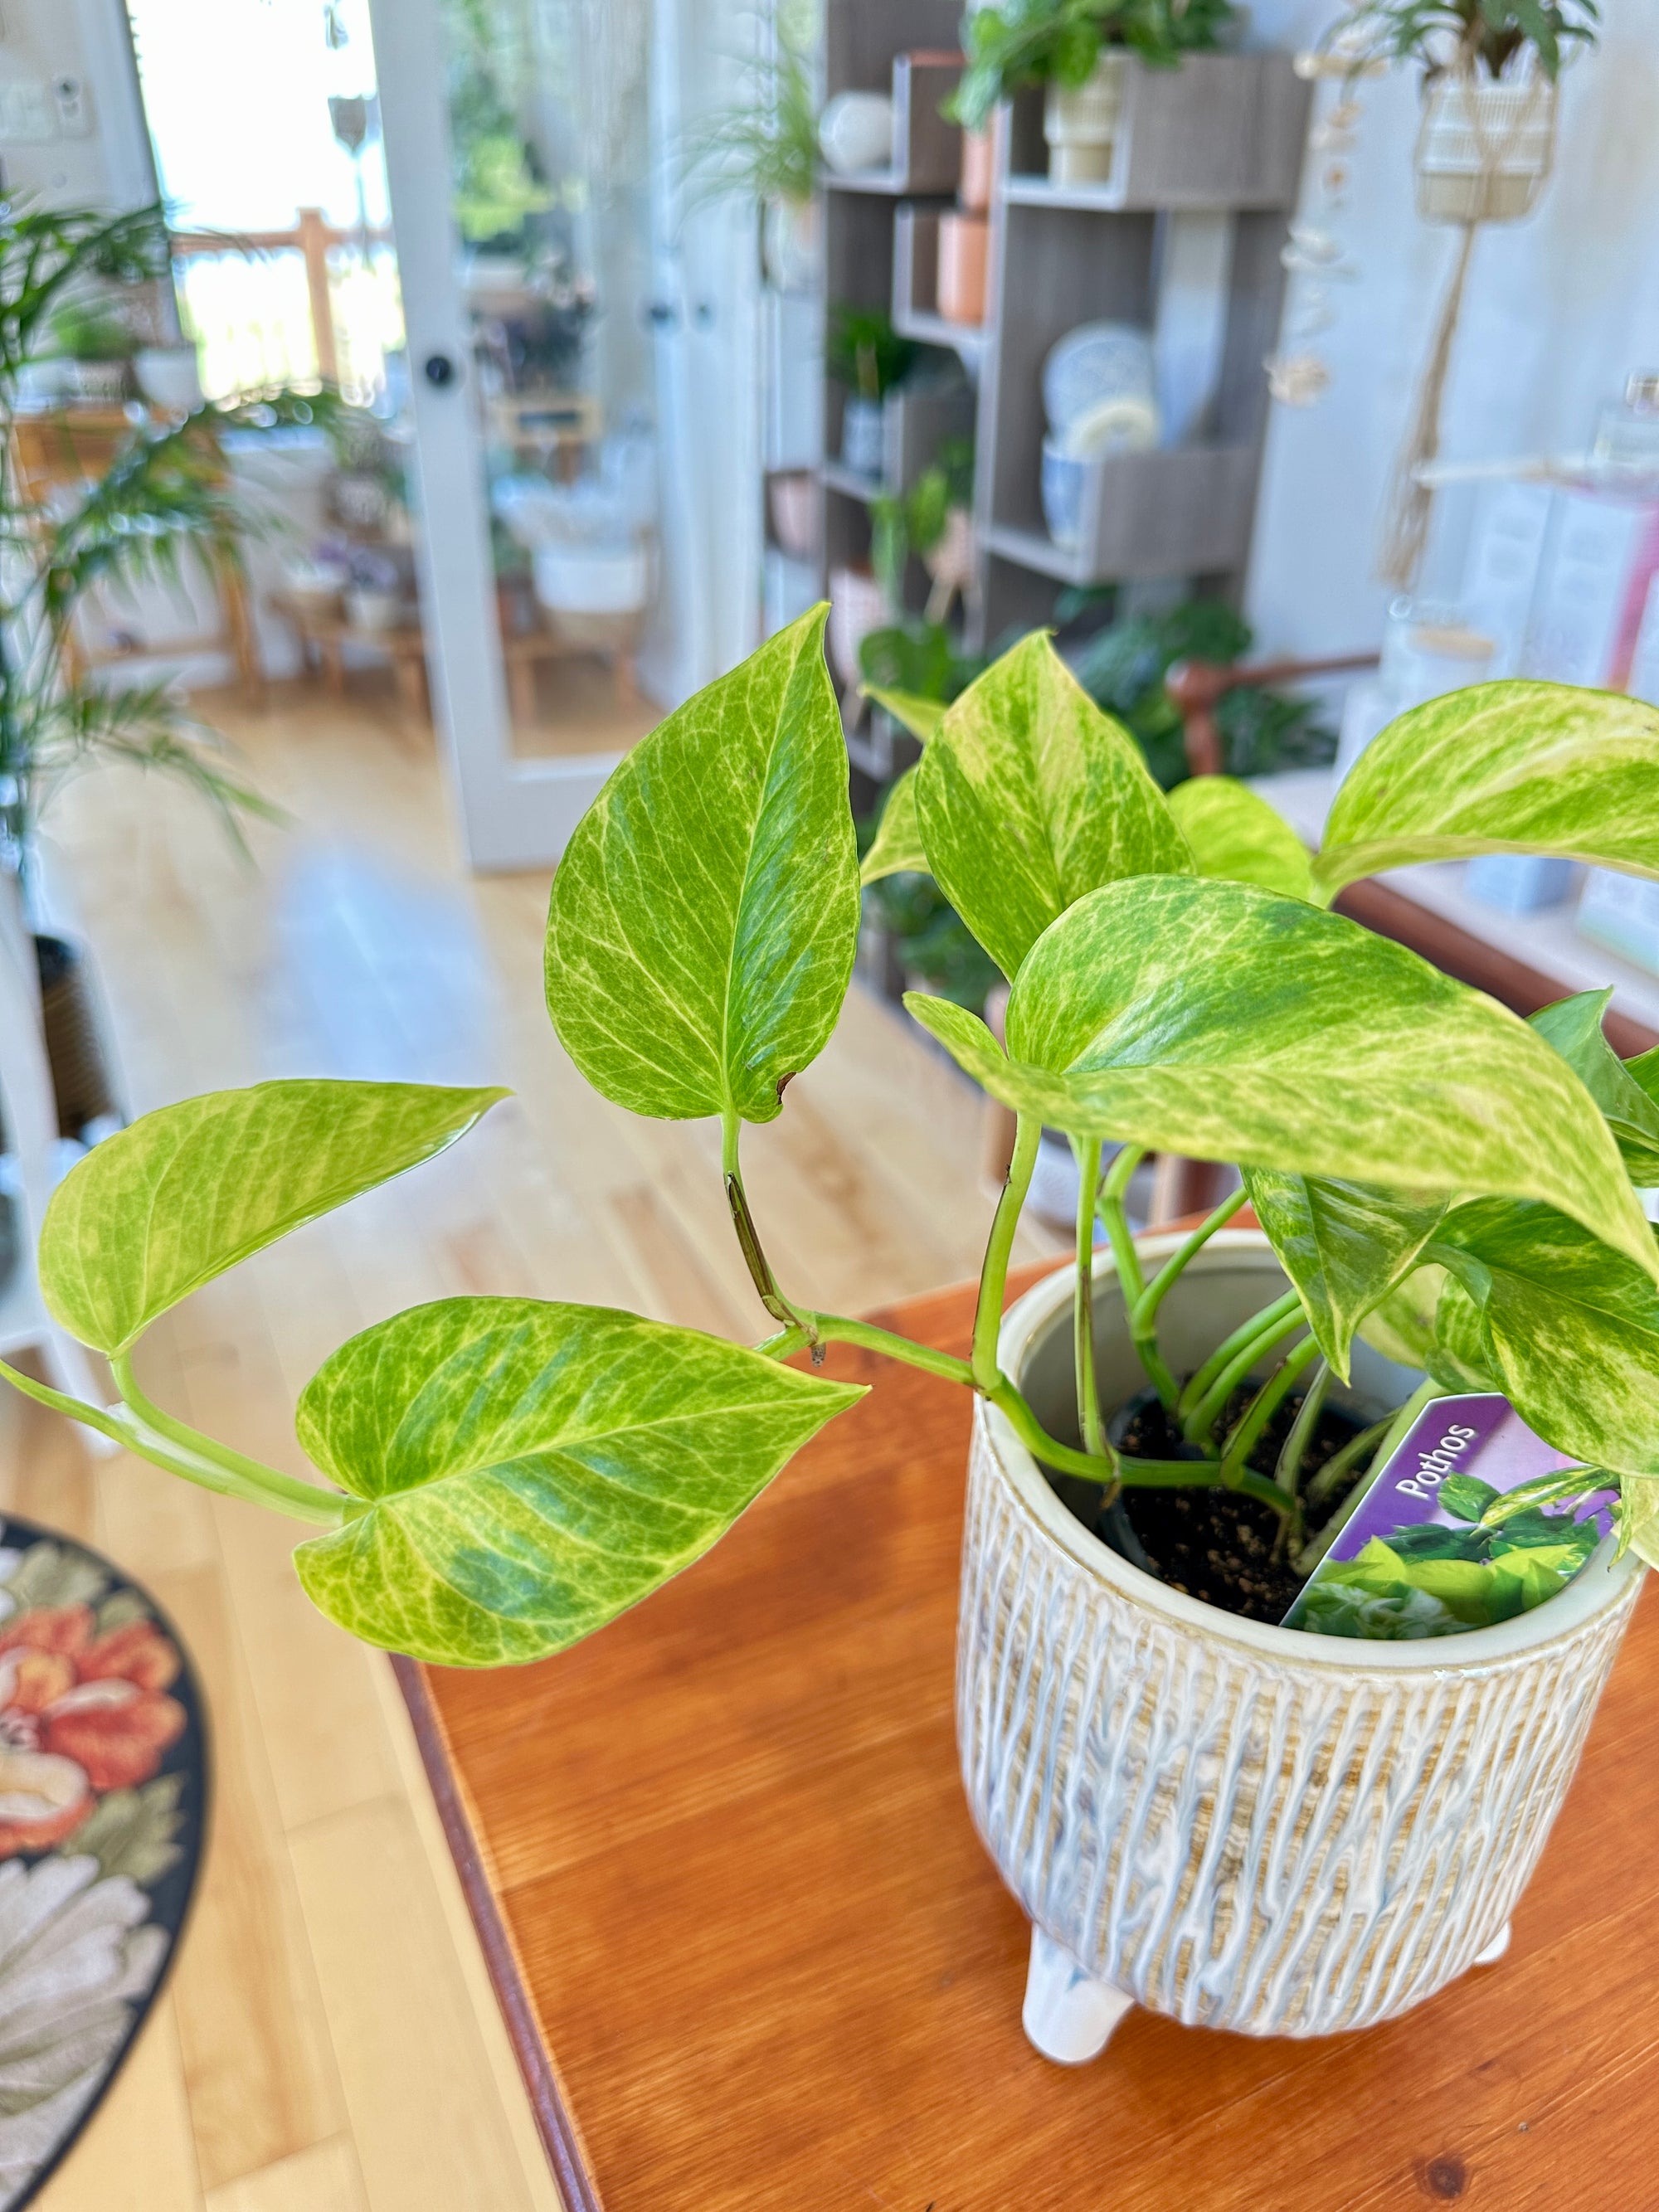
{"left": 2, "top": 1356, "right": 347, "bottom": 1529}
{"left": 722, "top": 1107, "right": 818, "bottom": 1345}
{"left": 1220, "top": 1332, "right": 1321, "bottom": 1490}
{"left": 1131, "top": 1188, "right": 1248, "bottom": 1355}
{"left": 1275, "top": 1356, "right": 1331, "bottom": 1499}
{"left": 1178, "top": 1291, "right": 1305, "bottom": 1447}
{"left": 808, "top": 1313, "right": 975, "bottom": 1388}
{"left": 1097, "top": 1142, "right": 1145, "bottom": 1305}
{"left": 987, "top": 1378, "right": 1121, "bottom": 1488}
{"left": 972, "top": 1113, "right": 1039, "bottom": 1393}
{"left": 1117, "top": 1452, "right": 1292, "bottom": 1517}
{"left": 1073, "top": 1136, "right": 1107, "bottom": 1461}
{"left": 1295, "top": 1377, "right": 1438, "bottom": 1573}
{"left": 110, "top": 1352, "right": 349, "bottom": 1525}
{"left": 1302, "top": 1412, "right": 1394, "bottom": 1511}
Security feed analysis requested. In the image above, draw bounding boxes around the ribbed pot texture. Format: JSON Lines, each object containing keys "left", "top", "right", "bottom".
{"left": 956, "top": 1232, "right": 1644, "bottom": 2040}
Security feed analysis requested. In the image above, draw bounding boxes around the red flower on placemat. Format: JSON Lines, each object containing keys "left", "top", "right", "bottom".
{"left": 0, "top": 1606, "right": 186, "bottom": 1855}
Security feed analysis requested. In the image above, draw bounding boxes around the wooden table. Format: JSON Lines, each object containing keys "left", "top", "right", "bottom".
{"left": 397, "top": 1267, "right": 1659, "bottom": 2211}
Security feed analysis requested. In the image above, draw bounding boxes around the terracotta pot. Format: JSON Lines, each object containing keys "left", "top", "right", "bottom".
{"left": 959, "top": 126, "right": 995, "bottom": 214}
{"left": 1414, "top": 74, "right": 1557, "bottom": 226}
{"left": 958, "top": 1232, "right": 1644, "bottom": 2061}
{"left": 768, "top": 469, "right": 817, "bottom": 562}
{"left": 937, "top": 213, "right": 989, "bottom": 327}
{"left": 1044, "top": 53, "right": 1127, "bottom": 187}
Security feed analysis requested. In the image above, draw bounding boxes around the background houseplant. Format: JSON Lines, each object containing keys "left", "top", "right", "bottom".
{"left": 682, "top": 1, "right": 821, "bottom": 290}
{"left": 826, "top": 305, "right": 916, "bottom": 476}
{"left": 950, "top": 0, "right": 1238, "bottom": 180}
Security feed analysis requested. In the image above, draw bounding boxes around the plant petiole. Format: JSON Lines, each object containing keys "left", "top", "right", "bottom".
{"left": 971, "top": 1113, "right": 1039, "bottom": 1393}
{"left": 1178, "top": 1290, "right": 1306, "bottom": 1447}
{"left": 1128, "top": 1184, "right": 1248, "bottom": 1410}
{"left": 1073, "top": 1136, "right": 1107, "bottom": 1461}
{"left": 2, "top": 1354, "right": 348, "bottom": 1529}
{"left": 1302, "top": 1412, "right": 1394, "bottom": 1510}
{"left": 1275, "top": 1355, "right": 1331, "bottom": 1499}
{"left": 1220, "top": 1332, "right": 1321, "bottom": 1491}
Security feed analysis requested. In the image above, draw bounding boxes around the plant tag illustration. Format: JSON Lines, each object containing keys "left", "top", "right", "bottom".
{"left": 1282, "top": 1393, "right": 1617, "bottom": 1639}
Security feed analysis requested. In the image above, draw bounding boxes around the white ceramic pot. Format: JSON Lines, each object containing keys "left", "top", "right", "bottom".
{"left": 134, "top": 344, "right": 204, "bottom": 415}
{"left": 1044, "top": 54, "right": 1127, "bottom": 187}
{"left": 343, "top": 586, "right": 406, "bottom": 633}
{"left": 768, "top": 469, "right": 818, "bottom": 562}
{"left": 1414, "top": 74, "right": 1557, "bottom": 226}
{"left": 531, "top": 539, "right": 651, "bottom": 618}
{"left": 818, "top": 90, "right": 895, "bottom": 177}
{"left": 958, "top": 1232, "right": 1644, "bottom": 2060}
{"left": 839, "top": 395, "right": 886, "bottom": 479}
{"left": 761, "top": 197, "right": 820, "bottom": 294}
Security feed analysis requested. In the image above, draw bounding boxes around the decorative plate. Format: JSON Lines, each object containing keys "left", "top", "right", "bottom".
{"left": 0, "top": 1515, "right": 207, "bottom": 2210}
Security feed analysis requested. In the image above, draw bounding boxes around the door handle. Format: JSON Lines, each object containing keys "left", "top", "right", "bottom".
{"left": 422, "top": 351, "right": 459, "bottom": 388}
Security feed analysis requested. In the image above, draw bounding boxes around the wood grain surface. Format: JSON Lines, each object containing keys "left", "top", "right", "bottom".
{"left": 416, "top": 1268, "right": 1659, "bottom": 2212}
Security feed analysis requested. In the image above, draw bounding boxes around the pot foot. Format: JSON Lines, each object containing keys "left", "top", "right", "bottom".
{"left": 1022, "top": 1928, "right": 1134, "bottom": 2063}
{"left": 1474, "top": 1922, "right": 1512, "bottom": 1967}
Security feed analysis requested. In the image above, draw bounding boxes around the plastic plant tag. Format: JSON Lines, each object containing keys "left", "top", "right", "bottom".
{"left": 1282, "top": 1393, "right": 1617, "bottom": 1640}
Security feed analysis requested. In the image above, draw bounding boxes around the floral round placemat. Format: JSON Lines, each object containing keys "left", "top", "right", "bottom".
{"left": 0, "top": 1514, "right": 207, "bottom": 2210}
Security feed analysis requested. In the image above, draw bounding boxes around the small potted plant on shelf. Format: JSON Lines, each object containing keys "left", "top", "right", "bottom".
{"left": 826, "top": 305, "right": 917, "bottom": 478}
{"left": 951, "top": 0, "right": 1238, "bottom": 183}
{"left": 1322, "top": 0, "right": 1598, "bottom": 224}
{"left": 7, "top": 616, "right": 1659, "bottom": 2065}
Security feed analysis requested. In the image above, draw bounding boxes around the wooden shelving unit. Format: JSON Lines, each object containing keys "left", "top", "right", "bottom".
{"left": 803, "top": 3, "right": 1313, "bottom": 766}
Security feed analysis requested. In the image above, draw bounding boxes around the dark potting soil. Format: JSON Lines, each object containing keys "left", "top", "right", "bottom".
{"left": 1046, "top": 1384, "right": 1373, "bottom": 1626}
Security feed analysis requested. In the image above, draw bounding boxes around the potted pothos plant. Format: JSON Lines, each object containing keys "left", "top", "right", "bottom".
{"left": 5, "top": 612, "right": 1659, "bottom": 2057}
{"left": 950, "top": 0, "right": 1238, "bottom": 183}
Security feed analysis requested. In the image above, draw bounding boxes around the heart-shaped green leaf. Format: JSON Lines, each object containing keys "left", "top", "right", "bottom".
{"left": 1428, "top": 1274, "right": 1500, "bottom": 1392}
{"left": 904, "top": 876, "right": 1657, "bottom": 1280}
{"left": 1530, "top": 989, "right": 1659, "bottom": 1184}
{"left": 1167, "top": 775, "right": 1313, "bottom": 899}
{"left": 1314, "top": 681, "right": 1659, "bottom": 897}
{"left": 914, "top": 631, "right": 1189, "bottom": 978}
{"left": 1429, "top": 1200, "right": 1659, "bottom": 1474}
{"left": 1242, "top": 1169, "right": 1445, "bottom": 1378}
{"left": 544, "top": 606, "right": 859, "bottom": 1124}
{"left": 292, "top": 1297, "right": 864, "bottom": 1664}
{"left": 41, "top": 1080, "right": 507, "bottom": 1355}
{"left": 863, "top": 684, "right": 945, "bottom": 742}
{"left": 859, "top": 767, "right": 927, "bottom": 886}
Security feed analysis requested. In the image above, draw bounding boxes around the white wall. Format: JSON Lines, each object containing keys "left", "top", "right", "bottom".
{"left": 0, "top": 0, "right": 156, "bottom": 207}
{"left": 1243, "top": 1, "right": 1659, "bottom": 658}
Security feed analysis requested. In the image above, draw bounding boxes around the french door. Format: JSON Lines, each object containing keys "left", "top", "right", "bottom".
{"left": 367, "top": 0, "right": 761, "bottom": 871}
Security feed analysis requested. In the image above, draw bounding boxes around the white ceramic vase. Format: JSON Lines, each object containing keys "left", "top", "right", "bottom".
{"left": 1044, "top": 54, "right": 1128, "bottom": 187}
{"left": 957, "top": 1232, "right": 1644, "bottom": 2061}
{"left": 1414, "top": 74, "right": 1557, "bottom": 226}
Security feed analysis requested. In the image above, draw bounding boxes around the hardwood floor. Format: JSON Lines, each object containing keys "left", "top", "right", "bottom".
{"left": 8, "top": 681, "right": 1060, "bottom": 2211}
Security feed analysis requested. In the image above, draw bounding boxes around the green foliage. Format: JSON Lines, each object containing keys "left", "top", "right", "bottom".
{"left": 1429, "top": 1198, "right": 1659, "bottom": 1475}
{"left": 869, "top": 440, "right": 974, "bottom": 612}
{"left": 860, "top": 768, "right": 927, "bottom": 885}
{"left": 1530, "top": 989, "right": 1659, "bottom": 1184}
{"left": 293, "top": 1298, "right": 862, "bottom": 1664}
{"left": 1067, "top": 597, "right": 1334, "bottom": 789}
{"left": 1297, "top": 1500, "right": 1603, "bottom": 1639}
{"left": 858, "top": 623, "right": 983, "bottom": 712}
{"left": 1166, "top": 775, "right": 1313, "bottom": 897}
{"left": 1243, "top": 1173, "right": 1445, "bottom": 1378}
{"left": 1322, "top": 0, "right": 1598, "bottom": 82}
{"left": 40, "top": 1081, "right": 505, "bottom": 1354}
{"left": 1315, "top": 682, "right": 1659, "bottom": 899}
{"left": 826, "top": 308, "right": 916, "bottom": 402}
{"left": 46, "top": 296, "right": 133, "bottom": 362}
{"left": 950, "top": 0, "right": 1239, "bottom": 132}
{"left": 910, "top": 874, "right": 1655, "bottom": 1280}
{"left": 544, "top": 607, "right": 859, "bottom": 1124}
{"left": 914, "top": 631, "right": 1190, "bottom": 978}
{"left": 682, "top": 0, "right": 821, "bottom": 213}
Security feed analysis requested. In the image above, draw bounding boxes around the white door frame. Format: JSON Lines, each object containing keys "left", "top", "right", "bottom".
{"left": 366, "top": 0, "right": 623, "bottom": 874}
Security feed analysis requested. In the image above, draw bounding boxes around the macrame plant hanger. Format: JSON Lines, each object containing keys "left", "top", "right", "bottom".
{"left": 1376, "top": 56, "right": 1555, "bottom": 591}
